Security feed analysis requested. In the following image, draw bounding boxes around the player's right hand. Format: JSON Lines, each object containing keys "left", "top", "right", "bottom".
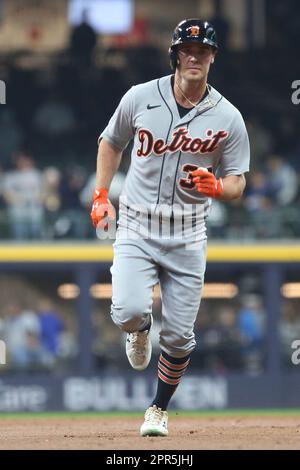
{"left": 90, "top": 187, "right": 116, "bottom": 231}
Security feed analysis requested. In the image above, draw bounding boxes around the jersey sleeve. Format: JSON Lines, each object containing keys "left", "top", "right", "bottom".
{"left": 218, "top": 110, "right": 250, "bottom": 177}
{"left": 98, "top": 86, "right": 135, "bottom": 150}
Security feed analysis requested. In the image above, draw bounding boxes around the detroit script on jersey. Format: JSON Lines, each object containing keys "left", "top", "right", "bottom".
{"left": 137, "top": 127, "right": 229, "bottom": 157}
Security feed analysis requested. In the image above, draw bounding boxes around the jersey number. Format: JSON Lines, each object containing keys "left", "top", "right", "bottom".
{"left": 179, "top": 164, "right": 212, "bottom": 190}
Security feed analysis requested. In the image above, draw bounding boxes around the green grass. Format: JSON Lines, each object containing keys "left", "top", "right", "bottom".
{"left": 0, "top": 409, "right": 300, "bottom": 419}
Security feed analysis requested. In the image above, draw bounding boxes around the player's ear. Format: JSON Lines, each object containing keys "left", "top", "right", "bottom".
{"left": 211, "top": 50, "right": 217, "bottom": 64}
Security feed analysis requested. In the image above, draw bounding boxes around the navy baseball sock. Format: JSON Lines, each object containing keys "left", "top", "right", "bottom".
{"left": 151, "top": 350, "right": 191, "bottom": 411}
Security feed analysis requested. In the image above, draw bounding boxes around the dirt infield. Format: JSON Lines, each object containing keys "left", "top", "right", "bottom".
{"left": 0, "top": 414, "right": 299, "bottom": 450}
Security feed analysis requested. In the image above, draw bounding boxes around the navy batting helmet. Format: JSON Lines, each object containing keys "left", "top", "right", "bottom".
{"left": 169, "top": 19, "right": 218, "bottom": 70}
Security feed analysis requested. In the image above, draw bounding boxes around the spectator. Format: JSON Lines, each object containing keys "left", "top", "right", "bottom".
{"left": 195, "top": 306, "right": 242, "bottom": 372}
{"left": 0, "top": 109, "right": 24, "bottom": 167}
{"left": 209, "top": 6, "right": 230, "bottom": 52}
{"left": 266, "top": 155, "right": 298, "bottom": 206}
{"left": 244, "top": 172, "right": 271, "bottom": 212}
{"left": 42, "top": 166, "right": 62, "bottom": 238}
{"left": 245, "top": 117, "right": 272, "bottom": 169}
{"left": 69, "top": 9, "right": 97, "bottom": 66}
{"left": 55, "top": 165, "right": 88, "bottom": 238}
{"left": 2, "top": 151, "right": 44, "bottom": 239}
{"left": 37, "top": 297, "right": 65, "bottom": 366}
{"left": 238, "top": 295, "right": 265, "bottom": 373}
{"left": 250, "top": 196, "right": 282, "bottom": 238}
{"left": 3, "top": 301, "right": 46, "bottom": 370}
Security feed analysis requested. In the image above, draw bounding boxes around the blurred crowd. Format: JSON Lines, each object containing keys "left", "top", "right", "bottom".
{"left": 1, "top": 149, "right": 300, "bottom": 241}
{"left": 0, "top": 150, "right": 126, "bottom": 239}
{"left": 93, "top": 294, "right": 300, "bottom": 375}
{"left": 0, "top": 149, "right": 300, "bottom": 240}
{"left": 0, "top": 2, "right": 299, "bottom": 240}
{"left": 0, "top": 297, "right": 77, "bottom": 372}
{"left": 0, "top": 275, "right": 298, "bottom": 374}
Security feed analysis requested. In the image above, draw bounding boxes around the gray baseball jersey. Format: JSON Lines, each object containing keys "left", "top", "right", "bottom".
{"left": 99, "top": 74, "right": 250, "bottom": 357}
{"left": 100, "top": 74, "right": 250, "bottom": 241}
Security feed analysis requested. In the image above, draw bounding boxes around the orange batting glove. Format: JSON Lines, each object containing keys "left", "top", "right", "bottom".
{"left": 91, "top": 187, "right": 116, "bottom": 231}
{"left": 191, "top": 167, "right": 224, "bottom": 199}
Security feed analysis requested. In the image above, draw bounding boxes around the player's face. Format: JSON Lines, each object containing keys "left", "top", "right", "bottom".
{"left": 177, "top": 43, "right": 215, "bottom": 82}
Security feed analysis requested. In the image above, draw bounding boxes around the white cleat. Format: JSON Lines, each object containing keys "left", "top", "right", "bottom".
{"left": 126, "top": 315, "right": 153, "bottom": 371}
{"left": 140, "top": 405, "right": 169, "bottom": 437}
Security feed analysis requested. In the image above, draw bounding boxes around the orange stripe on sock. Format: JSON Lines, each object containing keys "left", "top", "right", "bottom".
{"left": 158, "top": 362, "right": 186, "bottom": 378}
{"left": 158, "top": 370, "right": 181, "bottom": 386}
{"left": 160, "top": 354, "right": 190, "bottom": 371}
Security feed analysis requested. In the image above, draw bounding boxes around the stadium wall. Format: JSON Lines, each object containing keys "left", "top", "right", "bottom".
{"left": 0, "top": 243, "right": 299, "bottom": 412}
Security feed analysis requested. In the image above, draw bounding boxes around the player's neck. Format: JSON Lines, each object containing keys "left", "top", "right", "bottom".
{"left": 174, "top": 74, "right": 207, "bottom": 108}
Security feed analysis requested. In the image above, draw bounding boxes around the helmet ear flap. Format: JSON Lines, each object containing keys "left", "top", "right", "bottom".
{"left": 169, "top": 47, "right": 177, "bottom": 71}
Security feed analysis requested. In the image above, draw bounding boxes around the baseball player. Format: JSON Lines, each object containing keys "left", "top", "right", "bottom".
{"left": 91, "top": 19, "right": 250, "bottom": 436}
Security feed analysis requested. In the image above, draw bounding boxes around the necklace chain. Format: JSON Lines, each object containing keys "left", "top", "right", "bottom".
{"left": 175, "top": 81, "right": 211, "bottom": 108}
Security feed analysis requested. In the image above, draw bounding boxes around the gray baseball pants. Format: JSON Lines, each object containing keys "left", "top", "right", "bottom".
{"left": 110, "top": 234, "right": 207, "bottom": 358}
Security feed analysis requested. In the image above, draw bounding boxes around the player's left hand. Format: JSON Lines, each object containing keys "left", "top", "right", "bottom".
{"left": 191, "top": 168, "right": 224, "bottom": 199}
